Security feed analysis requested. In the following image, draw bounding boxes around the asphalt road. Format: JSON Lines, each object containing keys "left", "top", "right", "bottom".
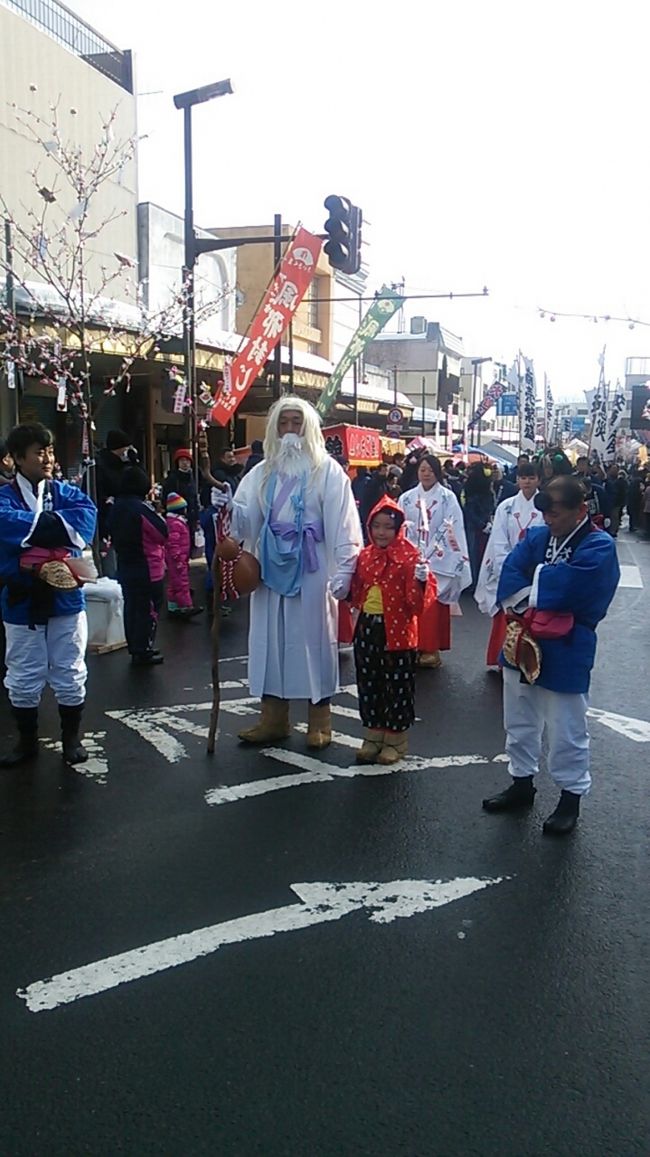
{"left": 1, "top": 529, "right": 649, "bottom": 1156}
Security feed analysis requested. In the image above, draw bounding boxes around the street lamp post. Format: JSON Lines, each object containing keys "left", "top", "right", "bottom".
{"left": 173, "top": 79, "right": 233, "bottom": 473}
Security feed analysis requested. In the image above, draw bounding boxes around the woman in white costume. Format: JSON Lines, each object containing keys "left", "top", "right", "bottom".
{"left": 474, "top": 462, "right": 541, "bottom": 668}
{"left": 230, "top": 397, "right": 361, "bottom": 748}
{"left": 398, "top": 454, "right": 471, "bottom": 667}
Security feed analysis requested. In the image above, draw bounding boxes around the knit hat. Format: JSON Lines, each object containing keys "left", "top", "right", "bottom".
{"left": 106, "top": 429, "right": 131, "bottom": 451}
{"left": 166, "top": 491, "right": 187, "bottom": 513}
{"left": 173, "top": 447, "right": 193, "bottom": 464}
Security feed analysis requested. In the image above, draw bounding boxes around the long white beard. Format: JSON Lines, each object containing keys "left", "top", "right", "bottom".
{"left": 272, "top": 434, "right": 312, "bottom": 478}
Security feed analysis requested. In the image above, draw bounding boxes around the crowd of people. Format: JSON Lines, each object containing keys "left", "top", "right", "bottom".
{"left": 0, "top": 411, "right": 632, "bottom": 833}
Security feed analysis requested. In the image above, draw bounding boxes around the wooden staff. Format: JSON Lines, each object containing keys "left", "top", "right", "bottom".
{"left": 207, "top": 554, "right": 221, "bottom": 755}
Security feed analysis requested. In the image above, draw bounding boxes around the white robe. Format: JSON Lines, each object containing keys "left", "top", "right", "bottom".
{"left": 474, "top": 491, "right": 541, "bottom": 617}
{"left": 231, "top": 456, "right": 362, "bottom": 702}
{"left": 398, "top": 482, "right": 471, "bottom": 604}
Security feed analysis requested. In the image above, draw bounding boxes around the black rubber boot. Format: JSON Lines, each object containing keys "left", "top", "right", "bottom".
{"left": 482, "top": 775, "right": 536, "bottom": 812}
{"left": 58, "top": 703, "right": 88, "bottom": 764}
{"left": 131, "top": 652, "right": 164, "bottom": 666}
{"left": 543, "top": 790, "right": 580, "bottom": 835}
{"left": 0, "top": 707, "right": 39, "bottom": 768}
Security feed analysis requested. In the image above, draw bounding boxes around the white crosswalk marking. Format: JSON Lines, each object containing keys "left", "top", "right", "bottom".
{"left": 42, "top": 731, "right": 110, "bottom": 783}
{"left": 205, "top": 749, "right": 490, "bottom": 807}
{"left": 617, "top": 564, "right": 643, "bottom": 588}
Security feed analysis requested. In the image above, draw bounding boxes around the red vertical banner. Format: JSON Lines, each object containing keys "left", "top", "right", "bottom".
{"left": 210, "top": 226, "right": 322, "bottom": 427}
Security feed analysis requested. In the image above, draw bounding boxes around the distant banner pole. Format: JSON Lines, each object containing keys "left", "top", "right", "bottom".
{"left": 315, "top": 285, "right": 405, "bottom": 421}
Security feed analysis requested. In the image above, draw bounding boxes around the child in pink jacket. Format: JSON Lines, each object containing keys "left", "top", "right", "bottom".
{"left": 165, "top": 493, "right": 202, "bottom": 618}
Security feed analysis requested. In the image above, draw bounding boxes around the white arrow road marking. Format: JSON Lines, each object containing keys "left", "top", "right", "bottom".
{"left": 41, "top": 731, "right": 110, "bottom": 783}
{"left": 105, "top": 709, "right": 188, "bottom": 763}
{"left": 205, "top": 750, "right": 490, "bottom": 806}
{"left": 105, "top": 689, "right": 362, "bottom": 762}
{"left": 17, "top": 875, "right": 506, "bottom": 1013}
{"left": 587, "top": 707, "right": 650, "bottom": 742}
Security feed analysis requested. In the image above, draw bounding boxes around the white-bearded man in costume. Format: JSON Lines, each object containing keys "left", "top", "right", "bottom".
{"left": 474, "top": 462, "right": 541, "bottom": 669}
{"left": 482, "top": 476, "right": 620, "bottom": 835}
{"left": 0, "top": 423, "right": 97, "bottom": 767}
{"left": 398, "top": 453, "right": 471, "bottom": 668}
{"left": 231, "top": 398, "right": 362, "bottom": 748}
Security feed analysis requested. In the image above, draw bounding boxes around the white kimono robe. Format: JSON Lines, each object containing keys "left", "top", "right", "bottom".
{"left": 398, "top": 482, "right": 471, "bottom": 604}
{"left": 474, "top": 491, "right": 541, "bottom": 617}
{"left": 231, "top": 456, "right": 361, "bottom": 702}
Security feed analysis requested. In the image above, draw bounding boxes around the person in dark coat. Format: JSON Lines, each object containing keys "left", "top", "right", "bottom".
{"left": 461, "top": 463, "right": 495, "bottom": 589}
{"left": 110, "top": 467, "right": 168, "bottom": 666}
{"left": 162, "top": 449, "right": 199, "bottom": 536}
{"left": 358, "top": 464, "right": 389, "bottom": 542}
{"left": 95, "top": 430, "right": 137, "bottom": 532}
{"left": 491, "top": 465, "right": 517, "bottom": 506}
{"left": 243, "top": 439, "right": 264, "bottom": 475}
{"left": 211, "top": 447, "right": 243, "bottom": 493}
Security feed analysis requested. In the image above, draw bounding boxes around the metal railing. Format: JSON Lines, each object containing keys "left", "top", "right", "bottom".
{"left": 2, "top": 0, "right": 133, "bottom": 92}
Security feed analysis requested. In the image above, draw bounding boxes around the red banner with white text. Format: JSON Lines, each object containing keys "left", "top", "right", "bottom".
{"left": 210, "top": 226, "right": 322, "bottom": 426}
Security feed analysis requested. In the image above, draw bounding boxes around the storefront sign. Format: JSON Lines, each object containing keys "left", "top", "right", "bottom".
{"left": 323, "top": 424, "right": 381, "bottom": 467}
{"left": 210, "top": 227, "right": 322, "bottom": 426}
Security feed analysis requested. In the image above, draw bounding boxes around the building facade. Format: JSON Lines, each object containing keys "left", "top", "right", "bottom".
{"left": 0, "top": 0, "right": 139, "bottom": 462}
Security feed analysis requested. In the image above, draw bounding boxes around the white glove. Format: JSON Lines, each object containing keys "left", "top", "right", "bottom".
{"left": 414, "top": 561, "right": 429, "bottom": 582}
{"left": 330, "top": 574, "right": 351, "bottom": 600}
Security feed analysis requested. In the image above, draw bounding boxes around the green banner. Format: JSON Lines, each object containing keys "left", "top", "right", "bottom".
{"left": 316, "top": 285, "right": 406, "bottom": 420}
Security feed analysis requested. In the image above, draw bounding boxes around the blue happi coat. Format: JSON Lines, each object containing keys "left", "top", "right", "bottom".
{"left": 0, "top": 476, "right": 97, "bottom": 625}
{"left": 497, "top": 521, "right": 620, "bottom": 693}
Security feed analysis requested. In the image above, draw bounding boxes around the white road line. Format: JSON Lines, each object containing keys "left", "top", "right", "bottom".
{"left": 587, "top": 707, "right": 650, "bottom": 742}
{"left": 41, "top": 731, "right": 110, "bottom": 783}
{"left": 17, "top": 875, "right": 505, "bottom": 1012}
{"left": 617, "top": 565, "right": 643, "bottom": 589}
{"left": 205, "top": 749, "right": 489, "bottom": 806}
{"left": 105, "top": 710, "right": 188, "bottom": 763}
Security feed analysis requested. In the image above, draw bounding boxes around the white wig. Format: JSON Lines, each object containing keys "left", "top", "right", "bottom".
{"left": 263, "top": 396, "right": 327, "bottom": 472}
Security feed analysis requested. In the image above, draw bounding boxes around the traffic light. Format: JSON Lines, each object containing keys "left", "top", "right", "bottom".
{"left": 323, "top": 195, "right": 363, "bottom": 275}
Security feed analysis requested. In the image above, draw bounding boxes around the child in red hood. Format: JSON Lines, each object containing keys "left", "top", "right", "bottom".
{"left": 348, "top": 497, "right": 436, "bottom": 765}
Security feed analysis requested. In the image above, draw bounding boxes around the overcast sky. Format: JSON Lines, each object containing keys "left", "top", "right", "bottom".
{"left": 69, "top": 0, "right": 650, "bottom": 401}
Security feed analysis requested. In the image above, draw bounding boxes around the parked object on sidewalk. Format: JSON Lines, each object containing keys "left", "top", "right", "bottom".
{"left": 85, "top": 577, "right": 126, "bottom": 654}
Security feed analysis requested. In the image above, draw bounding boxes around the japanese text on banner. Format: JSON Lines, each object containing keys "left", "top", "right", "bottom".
{"left": 210, "top": 227, "right": 322, "bottom": 426}
{"left": 315, "top": 286, "right": 405, "bottom": 420}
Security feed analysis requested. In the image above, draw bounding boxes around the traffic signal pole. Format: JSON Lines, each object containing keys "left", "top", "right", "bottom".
{"left": 273, "top": 213, "right": 282, "bottom": 401}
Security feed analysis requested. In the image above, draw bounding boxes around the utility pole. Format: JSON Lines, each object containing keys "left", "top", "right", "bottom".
{"left": 273, "top": 213, "right": 282, "bottom": 401}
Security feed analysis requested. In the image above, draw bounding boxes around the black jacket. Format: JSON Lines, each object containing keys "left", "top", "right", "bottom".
{"left": 162, "top": 469, "right": 199, "bottom": 533}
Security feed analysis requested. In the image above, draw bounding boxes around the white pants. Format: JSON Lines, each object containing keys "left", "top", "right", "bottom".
{"left": 3, "top": 613, "right": 88, "bottom": 708}
{"left": 503, "top": 667, "right": 591, "bottom": 795}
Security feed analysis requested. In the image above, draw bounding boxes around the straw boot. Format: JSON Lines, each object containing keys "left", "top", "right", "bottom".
{"left": 306, "top": 703, "right": 332, "bottom": 750}
{"left": 418, "top": 652, "right": 442, "bottom": 669}
{"left": 355, "top": 729, "right": 385, "bottom": 764}
{"left": 377, "top": 731, "right": 408, "bottom": 765}
{"left": 238, "top": 697, "right": 291, "bottom": 744}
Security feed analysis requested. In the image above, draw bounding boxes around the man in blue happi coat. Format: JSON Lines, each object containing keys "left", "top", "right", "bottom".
{"left": 0, "top": 423, "right": 97, "bottom": 766}
{"left": 483, "top": 475, "right": 620, "bottom": 834}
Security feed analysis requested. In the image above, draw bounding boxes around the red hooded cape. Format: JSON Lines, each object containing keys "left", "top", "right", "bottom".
{"left": 349, "top": 496, "right": 436, "bottom": 650}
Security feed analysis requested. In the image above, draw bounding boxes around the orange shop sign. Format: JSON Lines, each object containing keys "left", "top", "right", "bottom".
{"left": 323, "top": 424, "right": 382, "bottom": 467}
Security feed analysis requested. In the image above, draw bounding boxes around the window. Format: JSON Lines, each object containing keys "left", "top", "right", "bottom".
{"left": 307, "top": 279, "right": 319, "bottom": 330}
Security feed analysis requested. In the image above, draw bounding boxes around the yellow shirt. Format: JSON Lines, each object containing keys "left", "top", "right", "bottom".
{"left": 363, "top": 584, "right": 384, "bottom": 614}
